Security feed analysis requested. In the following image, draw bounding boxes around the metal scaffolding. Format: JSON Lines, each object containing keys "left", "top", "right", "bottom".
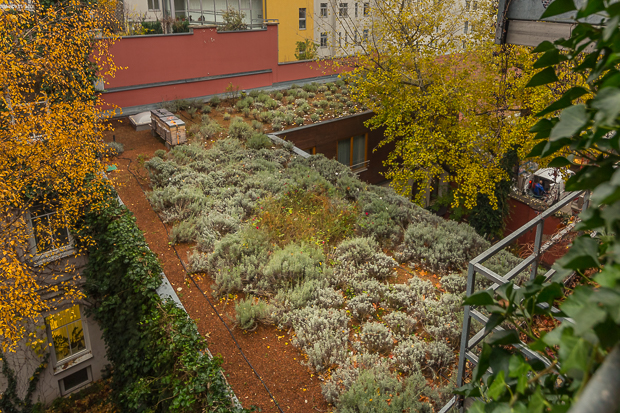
{"left": 439, "top": 190, "right": 588, "bottom": 413}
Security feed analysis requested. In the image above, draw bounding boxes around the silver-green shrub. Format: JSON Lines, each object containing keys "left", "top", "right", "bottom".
{"left": 361, "top": 321, "right": 393, "bottom": 354}
{"left": 261, "top": 243, "right": 324, "bottom": 292}
{"left": 228, "top": 119, "right": 253, "bottom": 140}
{"left": 347, "top": 294, "right": 375, "bottom": 320}
{"left": 383, "top": 311, "right": 416, "bottom": 338}
{"left": 393, "top": 338, "right": 425, "bottom": 373}
{"left": 337, "top": 367, "right": 433, "bottom": 413}
{"left": 235, "top": 296, "right": 272, "bottom": 330}
{"left": 398, "top": 219, "right": 490, "bottom": 273}
{"left": 289, "top": 307, "right": 349, "bottom": 371}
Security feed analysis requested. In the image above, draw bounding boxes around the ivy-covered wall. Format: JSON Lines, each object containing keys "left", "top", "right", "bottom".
{"left": 81, "top": 191, "right": 248, "bottom": 413}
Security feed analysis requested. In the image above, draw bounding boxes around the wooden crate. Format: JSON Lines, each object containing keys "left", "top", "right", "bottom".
{"left": 150, "top": 110, "right": 186, "bottom": 147}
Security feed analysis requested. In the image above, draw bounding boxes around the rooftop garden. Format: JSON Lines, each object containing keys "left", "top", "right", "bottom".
{"left": 160, "top": 80, "right": 367, "bottom": 141}
{"left": 142, "top": 128, "right": 528, "bottom": 411}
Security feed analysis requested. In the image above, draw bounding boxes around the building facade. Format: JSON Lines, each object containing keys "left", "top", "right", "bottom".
{"left": 0, "top": 211, "right": 108, "bottom": 406}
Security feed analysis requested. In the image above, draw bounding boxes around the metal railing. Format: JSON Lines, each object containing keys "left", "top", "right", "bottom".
{"left": 351, "top": 160, "right": 370, "bottom": 173}
{"left": 439, "top": 190, "right": 588, "bottom": 413}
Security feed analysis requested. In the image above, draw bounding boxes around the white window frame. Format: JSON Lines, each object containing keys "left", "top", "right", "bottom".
{"left": 59, "top": 366, "right": 93, "bottom": 395}
{"left": 45, "top": 305, "right": 92, "bottom": 369}
{"left": 363, "top": 29, "right": 369, "bottom": 42}
{"left": 363, "top": 2, "right": 369, "bottom": 15}
{"left": 339, "top": 2, "right": 348, "bottom": 16}
{"left": 320, "top": 32, "right": 328, "bottom": 47}
{"left": 299, "top": 7, "right": 307, "bottom": 30}
{"left": 147, "top": 0, "right": 160, "bottom": 11}
{"left": 27, "top": 206, "right": 75, "bottom": 265}
{"left": 320, "top": 2, "right": 328, "bottom": 17}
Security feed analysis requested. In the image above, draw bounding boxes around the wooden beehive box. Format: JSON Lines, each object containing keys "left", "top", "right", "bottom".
{"left": 151, "top": 109, "right": 186, "bottom": 147}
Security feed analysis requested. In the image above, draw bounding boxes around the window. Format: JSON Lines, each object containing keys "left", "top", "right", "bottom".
{"left": 363, "top": 29, "right": 369, "bottom": 42}
{"left": 28, "top": 205, "right": 73, "bottom": 260}
{"left": 473, "top": 1, "right": 478, "bottom": 9}
{"left": 320, "top": 32, "right": 328, "bottom": 47}
{"left": 463, "top": 21, "right": 468, "bottom": 34}
{"left": 59, "top": 366, "right": 92, "bottom": 395}
{"left": 339, "top": 2, "right": 348, "bottom": 16}
{"left": 355, "top": 2, "right": 358, "bottom": 17}
{"left": 363, "top": 2, "right": 369, "bottom": 15}
{"left": 339, "top": 32, "right": 342, "bottom": 46}
{"left": 46, "top": 305, "right": 87, "bottom": 364}
{"left": 147, "top": 0, "right": 159, "bottom": 11}
{"left": 462, "top": 40, "right": 466, "bottom": 48}
{"left": 320, "top": 2, "right": 328, "bottom": 16}
{"left": 337, "top": 135, "right": 367, "bottom": 169}
{"left": 465, "top": 0, "right": 470, "bottom": 10}
{"left": 354, "top": 31, "right": 358, "bottom": 44}
{"left": 299, "top": 8, "right": 306, "bottom": 29}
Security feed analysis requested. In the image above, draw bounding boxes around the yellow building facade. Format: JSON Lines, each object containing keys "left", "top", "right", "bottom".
{"left": 264, "top": 0, "right": 316, "bottom": 62}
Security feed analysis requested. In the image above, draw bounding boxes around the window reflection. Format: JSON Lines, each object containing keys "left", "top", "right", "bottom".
{"left": 46, "top": 305, "right": 86, "bottom": 362}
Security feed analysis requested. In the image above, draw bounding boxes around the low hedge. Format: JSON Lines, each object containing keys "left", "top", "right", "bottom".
{"left": 82, "top": 191, "right": 248, "bottom": 412}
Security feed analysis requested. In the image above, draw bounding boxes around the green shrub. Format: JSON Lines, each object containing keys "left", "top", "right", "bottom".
{"left": 249, "top": 89, "right": 260, "bottom": 98}
{"left": 154, "top": 149, "right": 166, "bottom": 159}
{"left": 223, "top": 112, "right": 231, "bottom": 120}
{"left": 235, "top": 297, "right": 272, "bottom": 330}
{"left": 275, "top": 92, "right": 283, "bottom": 100}
{"left": 209, "top": 96, "right": 221, "bottom": 105}
{"left": 265, "top": 98, "right": 279, "bottom": 110}
{"left": 235, "top": 99, "right": 248, "bottom": 111}
{"left": 242, "top": 107, "right": 251, "bottom": 117}
{"left": 246, "top": 133, "right": 271, "bottom": 150}
{"left": 337, "top": 368, "right": 433, "bottom": 413}
{"left": 261, "top": 243, "right": 324, "bottom": 292}
{"left": 260, "top": 111, "right": 275, "bottom": 123}
{"left": 201, "top": 104, "right": 212, "bottom": 113}
{"left": 318, "top": 85, "right": 328, "bottom": 93}
{"left": 295, "top": 117, "right": 304, "bottom": 126}
{"left": 251, "top": 119, "right": 263, "bottom": 131}
{"left": 335, "top": 79, "right": 345, "bottom": 87}
{"left": 170, "top": 218, "right": 198, "bottom": 244}
{"left": 227, "top": 119, "right": 253, "bottom": 140}
{"left": 310, "top": 114, "right": 319, "bottom": 122}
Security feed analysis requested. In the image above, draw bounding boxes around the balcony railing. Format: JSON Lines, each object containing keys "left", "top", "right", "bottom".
{"left": 351, "top": 160, "right": 370, "bottom": 174}
{"left": 439, "top": 190, "right": 589, "bottom": 413}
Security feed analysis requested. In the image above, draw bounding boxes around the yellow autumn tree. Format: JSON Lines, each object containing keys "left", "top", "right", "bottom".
{"left": 0, "top": 0, "right": 119, "bottom": 352}
{"left": 323, "top": 0, "right": 583, "bottom": 209}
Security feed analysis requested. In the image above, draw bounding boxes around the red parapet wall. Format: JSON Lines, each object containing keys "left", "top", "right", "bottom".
{"left": 505, "top": 196, "right": 567, "bottom": 266}
{"left": 101, "top": 24, "right": 344, "bottom": 110}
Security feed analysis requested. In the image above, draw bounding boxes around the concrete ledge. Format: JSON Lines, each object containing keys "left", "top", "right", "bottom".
{"left": 104, "top": 69, "right": 273, "bottom": 93}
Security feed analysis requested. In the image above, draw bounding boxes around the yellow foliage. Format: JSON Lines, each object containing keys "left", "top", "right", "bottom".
{"left": 0, "top": 0, "right": 119, "bottom": 352}
{"left": 325, "top": 0, "right": 584, "bottom": 208}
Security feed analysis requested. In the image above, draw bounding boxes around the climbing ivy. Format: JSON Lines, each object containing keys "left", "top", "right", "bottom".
{"left": 0, "top": 352, "right": 47, "bottom": 413}
{"left": 81, "top": 188, "right": 249, "bottom": 413}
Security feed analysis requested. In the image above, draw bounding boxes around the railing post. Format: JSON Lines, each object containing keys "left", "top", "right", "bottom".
{"left": 456, "top": 262, "right": 477, "bottom": 408}
{"left": 531, "top": 220, "right": 544, "bottom": 280}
